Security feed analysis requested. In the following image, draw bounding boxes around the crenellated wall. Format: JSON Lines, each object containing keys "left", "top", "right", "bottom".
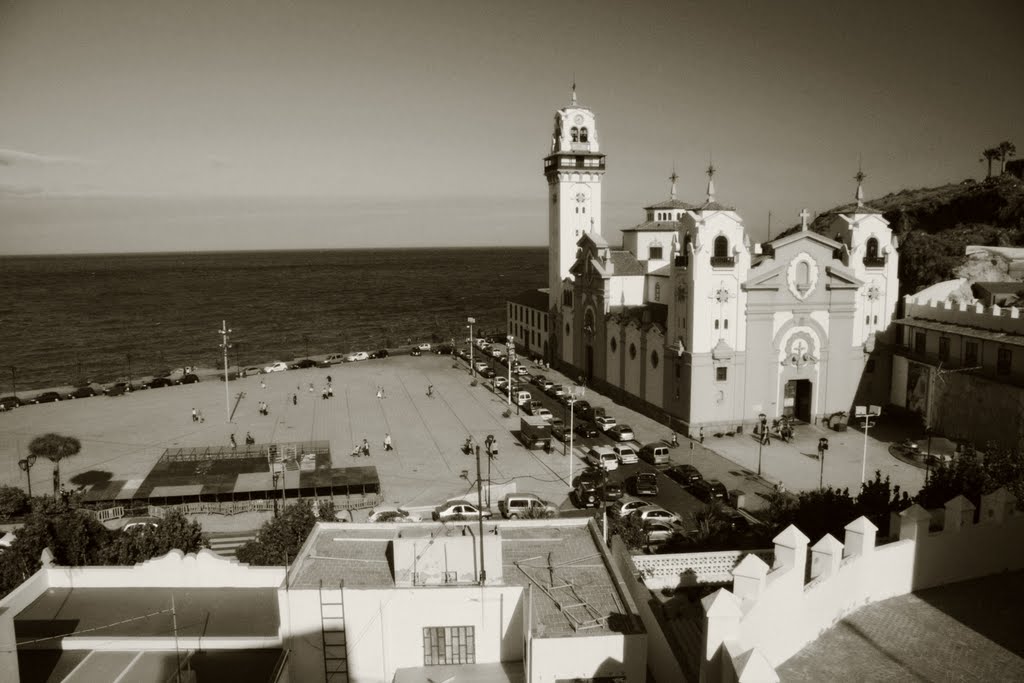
{"left": 903, "top": 294, "right": 1024, "bottom": 334}
{"left": 695, "top": 488, "right": 1024, "bottom": 683}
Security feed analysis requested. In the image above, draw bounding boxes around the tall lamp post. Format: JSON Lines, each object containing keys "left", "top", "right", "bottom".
{"left": 272, "top": 471, "right": 280, "bottom": 518}
{"left": 467, "top": 317, "right": 476, "bottom": 376}
{"left": 855, "top": 405, "right": 882, "bottom": 484}
{"left": 126, "top": 353, "right": 133, "bottom": 390}
{"left": 219, "top": 321, "right": 232, "bottom": 422}
{"left": 9, "top": 366, "right": 16, "bottom": 398}
{"left": 475, "top": 444, "right": 487, "bottom": 585}
{"left": 817, "top": 437, "right": 829, "bottom": 489}
{"left": 756, "top": 413, "right": 767, "bottom": 476}
{"left": 566, "top": 385, "right": 585, "bottom": 485}
{"left": 506, "top": 335, "right": 515, "bottom": 406}
{"left": 18, "top": 455, "right": 36, "bottom": 497}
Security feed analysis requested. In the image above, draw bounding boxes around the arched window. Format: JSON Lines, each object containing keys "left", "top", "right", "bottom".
{"left": 797, "top": 261, "right": 811, "bottom": 290}
{"left": 713, "top": 236, "right": 729, "bottom": 258}
{"left": 866, "top": 237, "right": 879, "bottom": 259}
{"left": 570, "top": 127, "right": 579, "bottom": 142}
{"left": 579, "top": 127, "right": 589, "bottom": 142}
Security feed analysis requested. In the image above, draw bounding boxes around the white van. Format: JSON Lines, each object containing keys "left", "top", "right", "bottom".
{"left": 325, "top": 353, "right": 346, "bottom": 365}
{"left": 586, "top": 446, "right": 619, "bottom": 471}
{"left": 515, "top": 390, "right": 532, "bottom": 406}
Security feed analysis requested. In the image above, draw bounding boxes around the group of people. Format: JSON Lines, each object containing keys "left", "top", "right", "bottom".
{"left": 190, "top": 407, "right": 205, "bottom": 423}
{"left": 351, "top": 433, "right": 395, "bottom": 457}
{"left": 376, "top": 385, "right": 388, "bottom": 399}
{"left": 321, "top": 384, "right": 334, "bottom": 400}
{"left": 258, "top": 401, "right": 270, "bottom": 416}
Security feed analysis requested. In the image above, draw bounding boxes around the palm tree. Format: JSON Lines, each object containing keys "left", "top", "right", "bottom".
{"left": 28, "top": 433, "right": 82, "bottom": 497}
{"left": 980, "top": 147, "right": 999, "bottom": 179}
{"left": 996, "top": 141, "right": 1017, "bottom": 175}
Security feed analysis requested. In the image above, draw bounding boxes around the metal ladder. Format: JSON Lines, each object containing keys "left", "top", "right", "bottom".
{"left": 319, "top": 580, "right": 349, "bottom": 682}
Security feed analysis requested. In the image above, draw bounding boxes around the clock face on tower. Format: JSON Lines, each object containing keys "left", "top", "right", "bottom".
{"left": 574, "top": 114, "right": 584, "bottom": 125}
{"left": 575, "top": 192, "right": 587, "bottom": 204}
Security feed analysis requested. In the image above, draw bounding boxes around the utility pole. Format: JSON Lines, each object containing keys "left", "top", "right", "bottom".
{"left": 126, "top": 353, "right": 132, "bottom": 389}
{"left": 855, "top": 405, "right": 881, "bottom": 484}
{"left": 10, "top": 366, "right": 16, "bottom": 398}
{"left": 475, "top": 444, "right": 486, "bottom": 585}
{"left": 818, "top": 437, "right": 829, "bottom": 489}
{"left": 219, "top": 321, "right": 232, "bottom": 422}
{"left": 467, "top": 317, "right": 476, "bottom": 376}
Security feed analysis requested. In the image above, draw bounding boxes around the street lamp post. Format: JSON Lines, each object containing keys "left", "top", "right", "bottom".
{"left": 756, "top": 413, "right": 767, "bottom": 476}
{"left": 219, "top": 321, "right": 232, "bottom": 422}
{"left": 126, "top": 353, "right": 132, "bottom": 390}
{"left": 855, "top": 405, "right": 882, "bottom": 484}
{"left": 272, "top": 471, "right": 280, "bottom": 518}
{"left": 9, "top": 366, "right": 16, "bottom": 398}
{"left": 467, "top": 317, "right": 476, "bottom": 376}
{"left": 475, "top": 444, "right": 486, "bottom": 585}
{"left": 567, "top": 385, "right": 585, "bottom": 485}
{"left": 818, "top": 437, "right": 829, "bottom": 489}
{"left": 18, "top": 455, "right": 37, "bottom": 497}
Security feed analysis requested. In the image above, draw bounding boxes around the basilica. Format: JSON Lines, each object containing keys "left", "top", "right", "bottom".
{"left": 508, "top": 91, "right": 899, "bottom": 434}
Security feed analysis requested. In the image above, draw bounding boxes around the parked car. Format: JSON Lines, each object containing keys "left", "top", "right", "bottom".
{"left": 145, "top": 377, "right": 176, "bottom": 389}
{"left": 574, "top": 401, "right": 595, "bottom": 420}
{"left": 610, "top": 444, "right": 637, "bottom": 465}
{"left": 410, "top": 348, "right": 423, "bottom": 357}
{"left": 610, "top": 499, "right": 654, "bottom": 518}
{"left": 515, "top": 391, "right": 532, "bottom": 406}
{"left": 643, "top": 520, "right": 680, "bottom": 547}
{"left": 432, "top": 499, "right": 493, "bottom": 522}
{"left": 436, "top": 344, "right": 454, "bottom": 355}
{"left": 367, "top": 506, "right": 422, "bottom": 523}
{"left": 665, "top": 464, "right": 703, "bottom": 486}
{"left": 545, "top": 384, "right": 565, "bottom": 398}
{"left": 537, "top": 379, "right": 554, "bottom": 392}
{"left": 514, "top": 366, "right": 530, "bottom": 376}
{"left": 586, "top": 446, "right": 619, "bottom": 471}
{"left": 179, "top": 374, "right": 200, "bottom": 384}
{"left": 574, "top": 422, "right": 600, "bottom": 438}
{"left": 607, "top": 424, "right": 635, "bottom": 442}
{"left": 0, "top": 396, "right": 23, "bottom": 411}
{"left": 550, "top": 419, "right": 567, "bottom": 441}
{"left": 632, "top": 507, "right": 682, "bottom": 525}
{"left": 264, "top": 361, "right": 289, "bottom": 373}
{"left": 474, "top": 361, "right": 489, "bottom": 373}
{"left": 594, "top": 415, "right": 617, "bottom": 432}
{"left": 415, "top": 342, "right": 432, "bottom": 351}
{"left": 601, "top": 481, "right": 624, "bottom": 502}
{"left": 574, "top": 469, "right": 606, "bottom": 508}
{"left": 525, "top": 400, "right": 543, "bottom": 415}
{"left": 535, "top": 407, "right": 553, "bottom": 422}
{"left": 66, "top": 386, "right": 98, "bottom": 399}
{"left": 498, "top": 493, "right": 558, "bottom": 519}
{"left": 632, "top": 472, "right": 659, "bottom": 496}
{"left": 344, "top": 351, "right": 370, "bottom": 362}
{"left": 691, "top": 479, "right": 729, "bottom": 503}
{"left": 103, "top": 383, "right": 135, "bottom": 397}
{"left": 324, "top": 354, "right": 346, "bottom": 365}
{"left": 32, "top": 391, "right": 62, "bottom": 404}
{"left": 122, "top": 516, "right": 161, "bottom": 532}
{"left": 370, "top": 349, "right": 390, "bottom": 359}
{"left": 639, "top": 443, "right": 670, "bottom": 466}
{"left": 531, "top": 375, "right": 547, "bottom": 387}
{"left": 290, "top": 359, "right": 323, "bottom": 369}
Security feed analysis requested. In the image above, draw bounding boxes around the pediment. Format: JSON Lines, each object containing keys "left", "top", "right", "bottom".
{"left": 743, "top": 265, "right": 786, "bottom": 291}
{"left": 825, "top": 265, "right": 863, "bottom": 290}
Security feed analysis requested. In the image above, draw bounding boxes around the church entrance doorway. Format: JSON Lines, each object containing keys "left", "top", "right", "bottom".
{"left": 784, "top": 379, "right": 813, "bottom": 423}
{"left": 585, "top": 345, "right": 594, "bottom": 381}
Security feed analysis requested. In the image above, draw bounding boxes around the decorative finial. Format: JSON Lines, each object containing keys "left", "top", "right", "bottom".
{"left": 854, "top": 158, "right": 866, "bottom": 208}
{"left": 669, "top": 163, "right": 679, "bottom": 200}
{"left": 571, "top": 74, "right": 577, "bottom": 106}
{"left": 800, "top": 208, "right": 811, "bottom": 231}
{"left": 706, "top": 156, "right": 716, "bottom": 203}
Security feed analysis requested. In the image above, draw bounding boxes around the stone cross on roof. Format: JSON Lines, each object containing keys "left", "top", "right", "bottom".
{"left": 706, "top": 161, "right": 716, "bottom": 203}
{"left": 855, "top": 167, "right": 866, "bottom": 207}
{"left": 669, "top": 166, "right": 679, "bottom": 200}
{"left": 800, "top": 208, "right": 811, "bottom": 230}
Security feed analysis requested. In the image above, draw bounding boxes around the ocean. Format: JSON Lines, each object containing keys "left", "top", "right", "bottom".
{"left": 0, "top": 248, "right": 547, "bottom": 392}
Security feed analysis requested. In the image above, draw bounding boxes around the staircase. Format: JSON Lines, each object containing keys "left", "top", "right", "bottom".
{"left": 320, "top": 580, "right": 349, "bottom": 682}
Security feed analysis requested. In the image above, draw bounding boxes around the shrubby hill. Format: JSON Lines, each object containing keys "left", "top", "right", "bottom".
{"left": 783, "top": 174, "right": 1024, "bottom": 295}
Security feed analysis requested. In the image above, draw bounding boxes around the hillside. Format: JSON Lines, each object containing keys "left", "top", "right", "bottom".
{"left": 785, "top": 174, "right": 1024, "bottom": 295}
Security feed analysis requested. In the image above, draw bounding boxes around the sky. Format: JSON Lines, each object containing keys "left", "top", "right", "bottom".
{"left": 1, "top": 0, "right": 1022, "bottom": 254}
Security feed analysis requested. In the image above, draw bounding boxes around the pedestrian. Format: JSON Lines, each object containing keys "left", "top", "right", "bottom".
{"left": 327, "top": 375, "right": 332, "bottom": 383}
{"left": 321, "top": 387, "right": 328, "bottom": 400}
{"left": 230, "top": 433, "right": 237, "bottom": 450}
{"left": 260, "top": 379, "right": 266, "bottom": 389}
{"left": 376, "top": 387, "right": 383, "bottom": 400}
{"left": 381, "top": 387, "right": 387, "bottom": 399}
{"left": 699, "top": 426, "right": 705, "bottom": 444}
{"left": 192, "top": 408, "right": 198, "bottom": 423}
{"left": 762, "top": 427, "right": 771, "bottom": 446}
{"left": 309, "top": 382, "right": 314, "bottom": 393}
{"left": 327, "top": 384, "right": 333, "bottom": 398}
{"left": 198, "top": 409, "right": 205, "bottom": 423}
{"left": 245, "top": 431, "right": 255, "bottom": 445}
{"left": 384, "top": 433, "right": 393, "bottom": 451}
{"left": 361, "top": 438, "right": 370, "bottom": 456}
{"left": 427, "top": 384, "right": 434, "bottom": 398}
{"left": 292, "top": 393, "right": 297, "bottom": 406}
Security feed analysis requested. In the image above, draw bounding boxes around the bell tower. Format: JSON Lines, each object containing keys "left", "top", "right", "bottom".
{"left": 544, "top": 85, "right": 606, "bottom": 309}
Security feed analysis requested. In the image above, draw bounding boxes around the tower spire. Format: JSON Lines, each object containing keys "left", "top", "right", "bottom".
{"left": 571, "top": 74, "right": 577, "bottom": 106}
{"left": 854, "top": 157, "right": 866, "bottom": 208}
{"left": 669, "top": 163, "right": 679, "bottom": 200}
{"left": 705, "top": 155, "right": 716, "bottom": 203}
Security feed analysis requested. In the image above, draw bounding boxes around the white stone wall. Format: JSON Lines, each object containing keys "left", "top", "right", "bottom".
{"left": 530, "top": 632, "right": 647, "bottom": 683}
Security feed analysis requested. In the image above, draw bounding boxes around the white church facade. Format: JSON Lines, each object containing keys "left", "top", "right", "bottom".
{"left": 509, "top": 92, "right": 899, "bottom": 434}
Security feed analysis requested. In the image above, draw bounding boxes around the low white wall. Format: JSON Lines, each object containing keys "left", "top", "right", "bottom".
{"left": 45, "top": 549, "right": 286, "bottom": 589}
{"left": 530, "top": 632, "right": 646, "bottom": 683}
{"left": 913, "top": 513, "right": 1024, "bottom": 589}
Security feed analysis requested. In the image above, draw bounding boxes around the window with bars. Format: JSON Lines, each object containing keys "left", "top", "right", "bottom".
{"left": 423, "top": 626, "right": 475, "bottom": 665}
{"left": 965, "top": 341, "right": 979, "bottom": 366}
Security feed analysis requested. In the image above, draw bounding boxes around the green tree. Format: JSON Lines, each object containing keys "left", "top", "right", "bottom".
{"left": 996, "top": 141, "right": 1017, "bottom": 175}
{"left": 0, "top": 485, "right": 30, "bottom": 521}
{"left": 28, "top": 433, "right": 82, "bottom": 497}
{"left": 236, "top": 500, "right": 321, "bottom": 566}
{"left": 917, "top": 444, "right": 1024, "bottom": 511}
{"left": 605, "top": 511, "right": 647, "bottom": 550}
{"left": 6, "top": 497, "right": 110, "bottom": 574}
{"left": 981, "top": 147, "right": 1000, "bottom": 179}
{"left": 100, "top": 510, "right": 208, "bottom": 565}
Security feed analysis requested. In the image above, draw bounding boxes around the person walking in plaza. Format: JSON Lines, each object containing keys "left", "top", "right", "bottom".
{"left": 192, "top": 407, "right": 198, "bottom": 423}
{"left": 426, "top": 384, "right": 434, "bottom": 398}
{"left": 376, "top": 387, "right": 383, "bottom": 400}
{"left": 361, "top": 438, "right": 370, "bottom": 456}
{"left": 245, "top": 431, "right": 255, "bottom": 445}
{"left": 198, "top": 409, "right": 205, "bottom": 423}
{"left": 327, "top": 383, "right": 333, "bottom": 398}
{"left": 292, "top": 393, "right": 297, "bottom": 406}
{"left": 384, "top": 433, "right": 393, "bottom": 451}
{"left": 230, "top": 433, "right": 237, "bottom": 450}
{"left": 699, "top": 426, "right": 705, "bottom": 444}
{"left": 321, "top": 387, "right": 328, "bottom": 400}
{"left": 260, "top": 379, "right": 266, "bottom": 389}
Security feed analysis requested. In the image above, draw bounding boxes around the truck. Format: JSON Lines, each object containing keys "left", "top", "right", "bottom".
{"left": 518, "top": 415, "right": 552, "bottom": 450}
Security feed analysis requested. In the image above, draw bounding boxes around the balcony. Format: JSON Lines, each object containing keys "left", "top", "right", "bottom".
{"left": 710, "top": 256, "right": 735, "bottom": 268}
{"left": 863, "top": 256, "right": 886, "bottom": 268}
